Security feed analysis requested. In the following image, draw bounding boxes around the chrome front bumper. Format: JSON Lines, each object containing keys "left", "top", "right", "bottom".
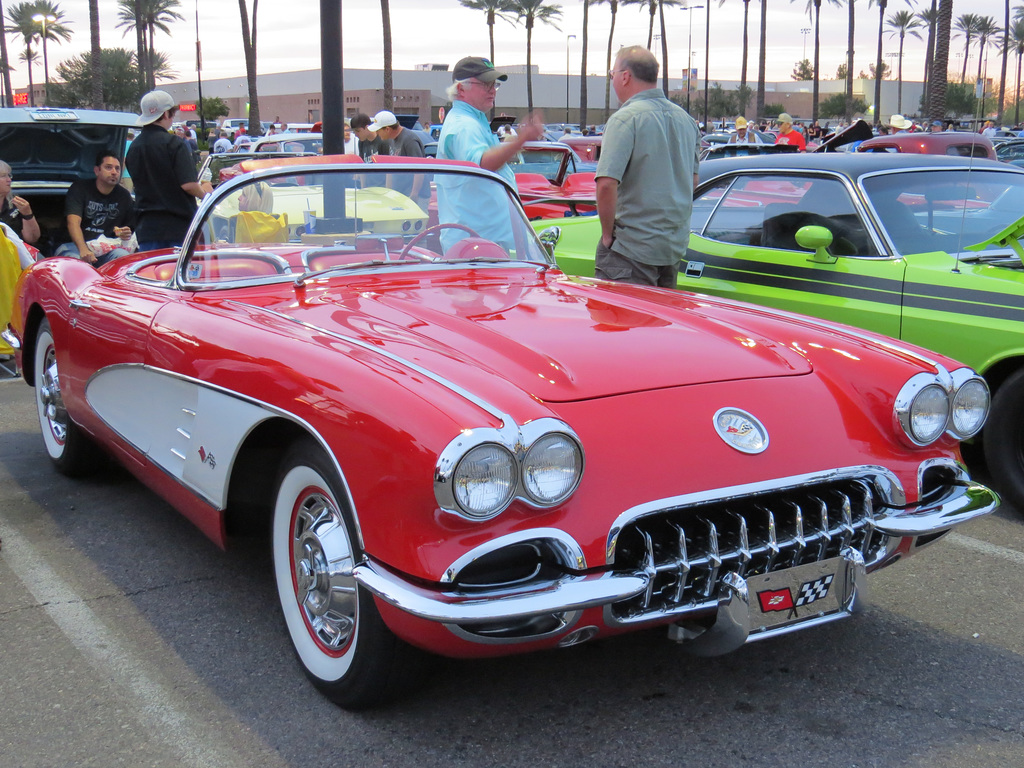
{"left": 354, "top": 479, "right": 997, "bottom": 635}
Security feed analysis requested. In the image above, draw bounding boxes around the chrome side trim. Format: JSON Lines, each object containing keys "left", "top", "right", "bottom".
{"left": 226, "top": 300, "right": 511, "bottom": 424}
{"left": 353, "top": 559, "right": 648, "bottom": 624}
{"left": 605, "top": 466, "right": 905, "bottom": 565}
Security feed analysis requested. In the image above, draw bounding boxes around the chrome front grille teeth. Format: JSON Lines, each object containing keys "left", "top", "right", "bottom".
{"left": 609, "top": 478, "right": 887, "bottom": 623}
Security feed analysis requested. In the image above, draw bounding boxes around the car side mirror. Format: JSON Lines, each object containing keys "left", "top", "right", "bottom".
{"left": 538, "top": 226, "right": 562, "bottom": 258}
{"left": 795, "top": 225, "right": 837, "bottom": 264}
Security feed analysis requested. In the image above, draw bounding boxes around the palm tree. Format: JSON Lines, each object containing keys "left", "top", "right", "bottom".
{"left": 797, "top": 0, "right": 842, "bottom": 124}
{"left": 458, "top": 0, "right": 515, "bottom": 119}
{"left": 845, "top": 0, "right": 856, "bottom": 120}
{"left": 886, "top": 9, "right": 924, "bottom": 113}
{"left": 756, "top": 0, "right": 768, "bottom": 116}
{"left": 928, "top": 0, "right": 952, "bottom": 118}
{"left": 870, "top": 0, "right": 888, "bottom": 127}
{"left": 507, "top": 0, "right": 562, "bottom": 112}
{"left": 6, "top": 1, "right": 43, "bottom": 105}
{"left": 1011, "top": 16, "right": 1024, "bottom": 124}
{"left": 380, "top": 0, "right": 393, "bottom": 110}
{"left": 953, "top": 13, "right": 982, "bottom": 82}
{"left": 999, "top": 0, "right": 1010, "bottom": 119}
{"left": 578, "top": 0, "right": 591, "bottom": 130}
{"left": 918, "top": 4, "right": 937, "bottom": 110}
{"left": 974, "top": 16, "right": 1001, "bottom": 90}
{"left": 458, "top": 0, "right": 515, "bottom": 67}
{"left": 89, "top": 0, "right": 101, "bottom": 108}
{"left": 116, "top": 0, "right": 183, "bottom": 91}
{"left": 237, "top": 0, "right": 260, "bottom": 135}
{"left": 0, "top": 0, "right": 12, "bottom": 106}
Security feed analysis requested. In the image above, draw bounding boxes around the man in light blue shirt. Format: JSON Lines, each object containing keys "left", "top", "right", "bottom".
{"left": 436, "top": 57, "right": 543, "bottom": 252}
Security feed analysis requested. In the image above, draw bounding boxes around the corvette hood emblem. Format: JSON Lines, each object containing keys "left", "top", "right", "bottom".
{"left": 713, "top": 408, "right": 769, "bottom": 454}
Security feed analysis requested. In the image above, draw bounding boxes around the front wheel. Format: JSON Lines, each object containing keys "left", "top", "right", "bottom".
{"left": 34, "top": 319, "right": 98, "bottom": 476}
{"left": 271, "top": 440, "right": 427, "bottom": 708}
{"left": 983, "top": 367, "right": 1024, "bottom": 511}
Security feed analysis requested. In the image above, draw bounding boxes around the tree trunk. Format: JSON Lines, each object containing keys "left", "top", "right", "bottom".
{"left": 26, "top": 43, "right": 34, "bottom": 107}
{"left": 647, "top": 2, "right": 655, "bottom": 49}
{"left": 923, "top": 0, "right": 936, "bottom": 107}
{"left": 845, "top": 0, "right": 855, "bottom": 121}
{"left": 756, "top": 0, "right": 767, "bottom": 117}
{"left": 1000, "top": 0, "right": 1009, "bottom": 118}
{"left": 0, "top": 0, "right": 12, "bottom": 106}
{"left": 488, "top": 10, "right": 496, "bottom": 119}
{"left": 873, "top": 0, "right": 885, "bottom": 125}
{"left": 238, "top": 0, "right": 261, "bottom": 133}
{"left": 580, "top": 0, "right": 589, "bottom": 129}
{"left": 740, "top": 0, "right": 749, "bottom": 94}
{"left": 604, "top": 1, "right": 618, "bottom": 123}
{"left": 660, "top": 0, "right": 670, "bottom": 97}
{"left": 134, "top": 0, "right": 146, "bottom": 95}
{"left": 526, "top": 19, "right": 534, "bottom": 112}
{"left": 928, "top": 0, "right": 952, "bottom": 120}
{"left": 897, "top": 35, "right": 904, "bottom": 112}
{"left": 812, "top": 0, "right": 821, "bottom": 122}
{"left": 89, "top": 0, "right": 103, "bottom": 108}
{"left": 1016, "top": 48, "right": 1022, "bottom": 125}
{"left": 381, "top": 0, "right": 393, "bottom": 110}
{"left": 962, "top": 34, "right": 971, "bottom": 83}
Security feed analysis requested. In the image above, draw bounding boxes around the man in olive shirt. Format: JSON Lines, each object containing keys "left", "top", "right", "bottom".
{"left": 596, "top": 46, "right": 701, "bottom": 287}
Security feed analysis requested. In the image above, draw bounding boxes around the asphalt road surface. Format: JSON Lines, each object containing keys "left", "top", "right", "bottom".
{"left": 2, "top": 375, "right": 1023, "bottom": 768}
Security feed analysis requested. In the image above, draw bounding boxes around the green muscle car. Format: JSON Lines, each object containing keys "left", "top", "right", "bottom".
{"left": 536, "top": 153, "right": 1024, "bottom": 509}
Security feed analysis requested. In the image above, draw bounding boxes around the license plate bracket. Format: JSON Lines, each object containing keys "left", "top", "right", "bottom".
{"left": 746, "top": 557, "right": 849, "bottom": 633}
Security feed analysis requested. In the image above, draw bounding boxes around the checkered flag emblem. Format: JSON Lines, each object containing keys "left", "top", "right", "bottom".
{"left": 795, "top": 575, "right": 834, "bottom": 606}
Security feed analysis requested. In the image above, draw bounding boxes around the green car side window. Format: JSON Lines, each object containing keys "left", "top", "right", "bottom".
{"left": 703, "top": 174, "right": 878, "bottom": 256}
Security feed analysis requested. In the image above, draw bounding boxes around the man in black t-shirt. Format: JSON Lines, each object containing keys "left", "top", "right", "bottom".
{"left": 125, "top": 90, "right": 211, "bottom": 251}
{"left": 54, "top": 151, "right": 136, "bottom": 266}
{"left": 350, "top": 113, "right": 392, "bottom": 162}
{"left": 366, "top": 110, "right": 428, "bottom": 204}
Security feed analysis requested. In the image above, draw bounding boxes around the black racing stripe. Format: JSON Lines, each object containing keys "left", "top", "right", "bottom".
{"left": 691, "top": 250, "right": 904, "bottom": 294}
{"left": 698, "top": 265, "right": 905, "bottom": 306}
{"left": 904, "top": 293, "right": 1024, "bottom": 323}
{"left": 692, "top": 248, "right": 1024, "bottom": 316}
{"left": 905, "top": 280, "right": 1024, "bottom": 310}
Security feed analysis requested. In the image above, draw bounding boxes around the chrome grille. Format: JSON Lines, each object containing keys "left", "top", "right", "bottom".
{"left": 610, "top": 477, "right": 886, "bottom": 623}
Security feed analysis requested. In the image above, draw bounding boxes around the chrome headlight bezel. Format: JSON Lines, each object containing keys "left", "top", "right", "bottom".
{"left": 435, "top": 418, "right": 584, "bottom": 521}
{"left": 894, "top": 367, "right": 989, "bottom": 446}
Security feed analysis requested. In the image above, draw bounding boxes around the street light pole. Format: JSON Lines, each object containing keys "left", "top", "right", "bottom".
{"left": 32, "top": 13, "right": 56, "bottom": 106}
{"left": 801, "top": 28, "right": 811, "bottom": 61}
{"left": 566, "top": 34, "right": 576, "bottom": 124}
{"left": 684, "top": 5, "right": 703, "bottom": 115}
{"left": 195, "top": 0, "right": 206, "bottom": 141}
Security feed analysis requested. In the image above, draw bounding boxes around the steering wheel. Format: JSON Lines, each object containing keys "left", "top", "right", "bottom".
{"left": 399, "top": 222, "right": 481, "bottom": 261}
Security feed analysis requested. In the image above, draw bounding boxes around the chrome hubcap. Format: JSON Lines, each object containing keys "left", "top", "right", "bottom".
{"left": 292, "top": 491, "right": 357, "bottom": 651}
{"left": 39, "top": 349, "right": 67, "bottom": 443}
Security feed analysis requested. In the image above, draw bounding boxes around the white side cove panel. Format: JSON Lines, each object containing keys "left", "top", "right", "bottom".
{"left": 86, "top": 366, "right": 274, "bottom": 509}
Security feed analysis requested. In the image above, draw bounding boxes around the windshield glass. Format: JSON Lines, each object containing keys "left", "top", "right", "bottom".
{"left": 862, "top": 169, "right": 1024, "bottom": 254}
{"left": 184, "top": 164, "right": 550, "bottom": 284}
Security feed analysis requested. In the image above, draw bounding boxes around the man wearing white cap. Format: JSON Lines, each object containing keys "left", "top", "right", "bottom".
{"left": 125, "top": 90, "right": 209, "bottom": 251}
{"left": 889, "top": 114, "right": 911, "bottom": 134}
{"left": 368, "top": 110, "right": 428, "bottom": 205}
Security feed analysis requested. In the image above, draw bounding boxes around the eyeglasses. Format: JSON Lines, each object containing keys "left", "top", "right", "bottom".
{"left": 469, "top": 79, "right": 500, "bottom": 91}
{"left": 0, "top": 173, "right": 11, "bottom": 180}
{"left": 608, "top": 68, "right": 627, "bottom": 78}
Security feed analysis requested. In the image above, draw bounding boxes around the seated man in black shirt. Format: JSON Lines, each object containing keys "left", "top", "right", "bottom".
{"left": 55, "top": 150, "right": 135, "bottom": 266}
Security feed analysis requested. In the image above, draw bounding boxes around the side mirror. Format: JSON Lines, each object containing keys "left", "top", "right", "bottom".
{"left": 538, "top": 226, "right": 562, "bottom": 258}
{"left": 795, "top": 225, "right": 837, "bottom": 264}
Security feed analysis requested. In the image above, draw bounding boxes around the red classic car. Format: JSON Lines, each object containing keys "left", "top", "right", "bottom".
{"left": 511, "top": 141, "right": 597, "bottom": 219}
{"left": 4, "top": 157, "right": 998, "bottom": 709}
{"left": 857, "top": 131, "right": 996, "bottom": 159}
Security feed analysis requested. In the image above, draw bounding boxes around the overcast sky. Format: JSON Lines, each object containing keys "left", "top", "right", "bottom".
{"left": 26, "top": 0, "right": 1021, "bottom": 98}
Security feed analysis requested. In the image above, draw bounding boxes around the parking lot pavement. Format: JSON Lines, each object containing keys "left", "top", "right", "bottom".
{"left": 0, "top": 379, "right": 288, "bottom": 768}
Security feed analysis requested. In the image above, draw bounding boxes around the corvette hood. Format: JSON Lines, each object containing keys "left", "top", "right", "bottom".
{"left": 287, "top": 270, "right": 812, "bottom": 402}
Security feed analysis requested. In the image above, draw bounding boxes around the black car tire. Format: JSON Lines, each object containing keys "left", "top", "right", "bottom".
{"left": 271, "top": 439, "right": 427, "bottom": 709}
{"left": 983, "top": 366, "right": 1024, "bottom": 511}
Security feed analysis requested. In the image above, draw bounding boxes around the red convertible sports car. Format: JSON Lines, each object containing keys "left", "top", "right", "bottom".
{"left": 4, "top": 157, "right": 998, "bottom": 708}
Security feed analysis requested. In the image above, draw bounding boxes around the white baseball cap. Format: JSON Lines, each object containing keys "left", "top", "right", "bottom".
{"left": 367, "top": 110, "right": 398, "bottom": 132}
{"left": 137, "top": 90, "right": 176, "bottom": 126}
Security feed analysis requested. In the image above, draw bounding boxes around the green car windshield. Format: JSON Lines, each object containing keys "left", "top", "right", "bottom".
{"left": 862, "top": 169, "right": 1024, "bottom": 255}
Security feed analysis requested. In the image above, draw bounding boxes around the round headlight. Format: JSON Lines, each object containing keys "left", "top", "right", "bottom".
{"left": 453, "top": 444, "right": 516, "bottom": 518}
{"left": 522, "top": 433, "right": 583, "bottom": 505}
{"left": 910, "top": 384, "right": 950, "bottom": 444}
{"left": 950, "top": 378, "right": 990, "bottom": 438}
